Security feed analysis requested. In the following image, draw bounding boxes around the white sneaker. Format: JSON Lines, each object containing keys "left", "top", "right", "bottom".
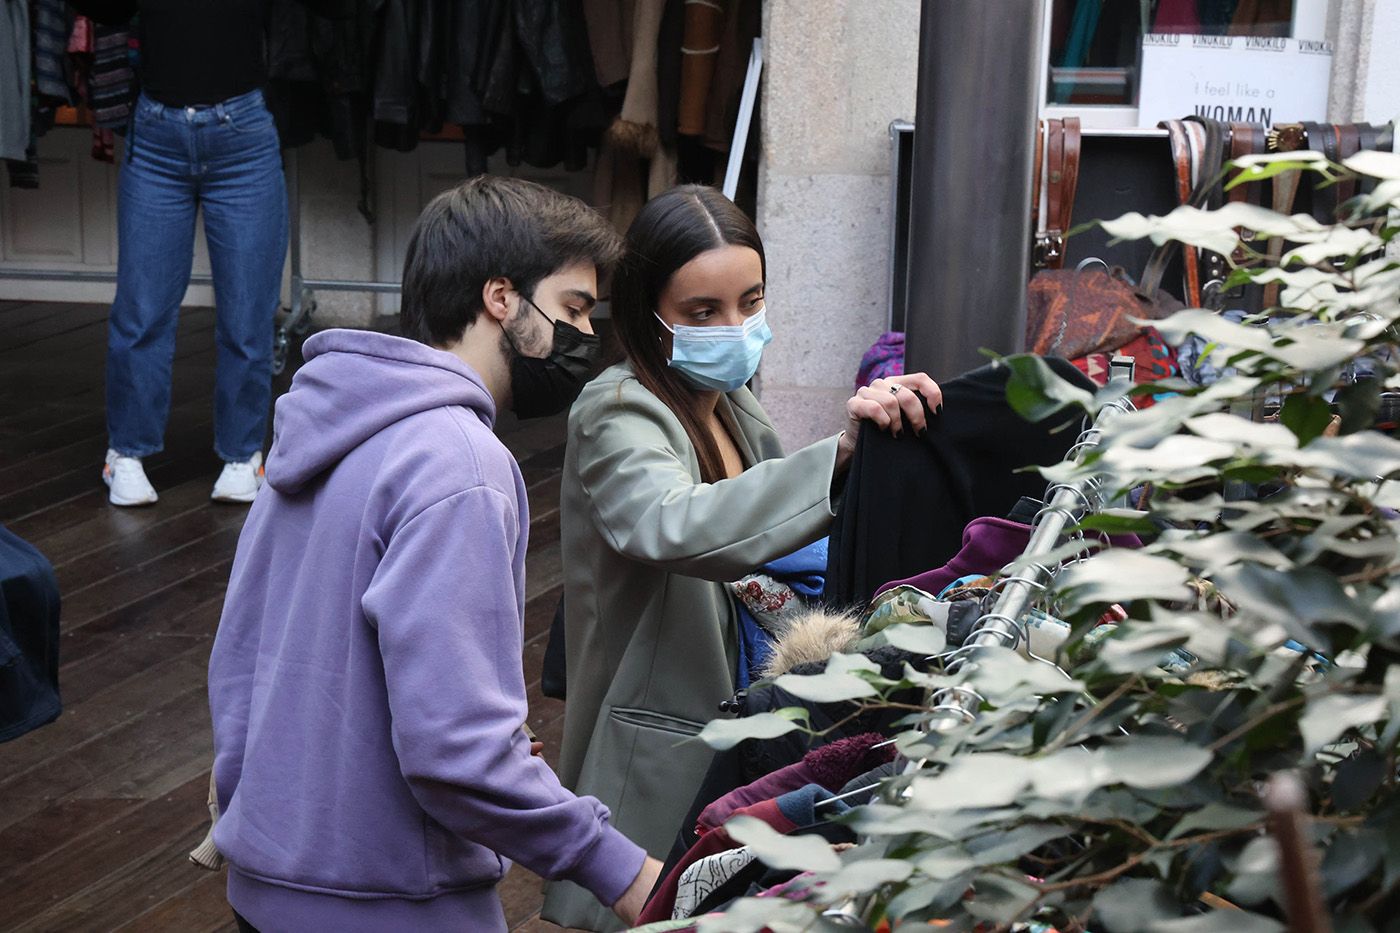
{"left": 211, "top": 452, "right": 265, "bottom": 504}
{"left": 103, "top": 449, "right": 159, "bottom": 507}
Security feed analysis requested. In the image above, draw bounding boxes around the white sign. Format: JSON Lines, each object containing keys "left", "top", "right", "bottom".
{"left": 1137, "top": 34, "right": 1333, "bottom": 129}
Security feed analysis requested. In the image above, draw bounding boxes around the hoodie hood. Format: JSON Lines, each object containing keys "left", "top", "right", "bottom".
{"left": 266, "top": 330, "right": 497, "bottom": 494}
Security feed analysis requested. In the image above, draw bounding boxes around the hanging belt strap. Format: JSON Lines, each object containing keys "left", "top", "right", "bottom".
{"left": 1035, "top": 117, "right": 1081, "bottom": 270}
{"left": 1187, "top": 116, "right": 1231, "bottom": 293}
{"left": 1334, "top": 123, "right": 1363, "bottom": 210}
{"left": 1227, "top": 122, "right": 1267, "bottom": 266}
{"left": 1303, "top": 121, "right": 1339, "bottom": 222}
{"left": 1031, "top": 118, "right": 1046, "bottom": 238}
{"left": 1262, "top": 123, "right": 1308, "bottom": 309}
{"left": 1227, "top": 123, "right": 1266, "bottom": 205}
{"left": 1356, "top": 122, "right": 1385, "bottom": 196}
{"left": 1161, "top": 119, "right": 1200, "bottom": 306}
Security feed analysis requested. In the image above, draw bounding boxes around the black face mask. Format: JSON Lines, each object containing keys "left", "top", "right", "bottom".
{"left": 504, "top": 294, "right": 602, "bottom": 419}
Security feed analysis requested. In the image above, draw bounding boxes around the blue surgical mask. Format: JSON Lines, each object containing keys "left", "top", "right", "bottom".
{"left": 654, "top": 306, "right": 774, "bottom": 393}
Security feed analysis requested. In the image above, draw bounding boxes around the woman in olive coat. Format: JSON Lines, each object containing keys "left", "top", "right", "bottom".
{"left": 543, "top": 186, "right": 941, "bottom": 930}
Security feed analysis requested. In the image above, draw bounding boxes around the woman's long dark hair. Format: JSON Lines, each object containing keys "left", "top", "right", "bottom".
{"left": 611, "top": 185, "right": 767, "bottom": 484}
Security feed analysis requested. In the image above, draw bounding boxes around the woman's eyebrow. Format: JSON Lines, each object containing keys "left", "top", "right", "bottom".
{"left": 678, "top": 284, "right": 765, "bottom": 304}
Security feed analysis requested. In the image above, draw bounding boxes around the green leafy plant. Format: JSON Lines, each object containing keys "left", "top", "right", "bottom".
{"left": 690, "top": 151, "right": 1400, "bottom": 933}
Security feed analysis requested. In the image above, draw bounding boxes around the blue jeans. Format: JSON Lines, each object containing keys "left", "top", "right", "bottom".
{"left": 107, "top": 89, "right": 288, "bottom": 462}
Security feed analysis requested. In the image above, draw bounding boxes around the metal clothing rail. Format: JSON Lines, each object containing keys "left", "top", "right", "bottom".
{"left": 0, "top": 149, "right": 401, "bottom": 374}
{"left": 820, "top": 360, "right": 1139, "bottom": 928}
{"left": 927, "top": 363, "right": 1138, "bottom": 730}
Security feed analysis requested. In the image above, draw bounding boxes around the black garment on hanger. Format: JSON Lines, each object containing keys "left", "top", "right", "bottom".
{"left": 825, "top": 357, "right": 1095, "bottom": 610}
{"left": 0, "top": 526, "right": 61, "bottom": 743}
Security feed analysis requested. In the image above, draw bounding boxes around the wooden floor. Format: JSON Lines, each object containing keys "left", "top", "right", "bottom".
{"left": 0, "top": 301, "right": 573, "bottom": 932}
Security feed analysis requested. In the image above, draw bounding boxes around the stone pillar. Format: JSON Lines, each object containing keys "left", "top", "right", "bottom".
{"left": 756, "top": 0, "right": 921, "bottom": 451}
{"left": 1327, "top": 0, "right": 1400, "bottom": 124}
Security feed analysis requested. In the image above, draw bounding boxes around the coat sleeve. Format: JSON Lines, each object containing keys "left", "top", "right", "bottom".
{"left": 361, "top": 486, "right": 645, "bottom": 907}
{"left": 573, "top": 385, "right": 842, "bottom": 582}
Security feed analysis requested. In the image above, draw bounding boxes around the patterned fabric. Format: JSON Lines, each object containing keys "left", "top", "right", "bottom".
{"left": 1072, "top": 327, "right": 1178, "bottom": 408}
{"left": 855, "top": 331, "right": 905, "bottom": 391}
{"left": 863, "top": 584, "right": 949, "bottom": 636}
{"left": 672, "top": 847, "right": 756, "bottom": 919}
{"left": 1026, "top": 267, "right": 1183, "bottom": 360}
{"left": 731, "top": 538, "right": 828, "bottom": 689}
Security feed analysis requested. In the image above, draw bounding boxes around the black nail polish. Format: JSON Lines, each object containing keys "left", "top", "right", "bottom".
{"left": 918, "top": 428, "right": 928, "bottom": 439}
{"left": 935, "top": 404, "right": 943, "bottom": 415}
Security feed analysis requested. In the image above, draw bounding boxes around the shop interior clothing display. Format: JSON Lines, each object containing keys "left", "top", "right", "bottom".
{"left": 5, "top": 0, "right": 762, "bottom": 230}
{"left": 0, "top": 524, "right": 62, "bottom": 744}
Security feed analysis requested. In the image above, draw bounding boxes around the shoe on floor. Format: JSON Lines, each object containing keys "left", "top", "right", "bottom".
{"left": 103, "top": 449, "right": 159, "bottom": 507}
{"left": 211, "top": 452, "right": 265, "bottom": 504}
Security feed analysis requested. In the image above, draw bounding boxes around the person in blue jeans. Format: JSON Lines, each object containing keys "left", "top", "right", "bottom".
{"left": 74, "top": 1, "right": 309, "bottom": 506}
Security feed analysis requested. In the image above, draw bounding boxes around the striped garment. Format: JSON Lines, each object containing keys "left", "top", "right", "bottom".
{"left": 32, "top": 0, "right": 72, "bottom": 103}
{"left": 90, "top": 26, "right": 136, "bottom": 129}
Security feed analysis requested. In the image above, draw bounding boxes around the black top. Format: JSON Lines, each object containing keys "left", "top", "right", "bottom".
{"left": 70, "top": 0, "right": 272, "bottom": 107}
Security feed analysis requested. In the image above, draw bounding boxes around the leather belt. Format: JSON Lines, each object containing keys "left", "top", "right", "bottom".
{"left": 1335, "top": 123, "right": 1363, "bottom": 210}
{"left": 1227, "top": 122, "right": 1266, "bottom": 269}
{"left": 1189, "top": 117, "right": 1231, "bottom": 293}
{"left": 1263, "top": 123, "right": 1308, "bottom": 309}
{"left": 1031, "top": 118, "right": 1045, "bottom": 236}
{"left": 1162, "top": 119, "right": 1202, "bottom": 307}
{"left": 1034, "top": 117, "right": 1081, "bottom": 270}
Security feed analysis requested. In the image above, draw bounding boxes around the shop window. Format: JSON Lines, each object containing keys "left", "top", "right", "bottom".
{"left": 1043, "top": 0, "right": 1330, "bottom": 126}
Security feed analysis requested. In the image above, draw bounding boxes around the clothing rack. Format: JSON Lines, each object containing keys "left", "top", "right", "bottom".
{"left": 0, "top": 148, "right": 400, "bottom": 375}
{"left": 819, "top": 359, "right": 1140, "bottom": 928}
{"left": 927, "top": 359, "right": 1138, "bottom": 730}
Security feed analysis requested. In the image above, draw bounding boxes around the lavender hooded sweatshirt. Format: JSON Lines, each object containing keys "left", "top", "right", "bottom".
{"left": 208, "top": 330, "right": 645, "bottom": 932}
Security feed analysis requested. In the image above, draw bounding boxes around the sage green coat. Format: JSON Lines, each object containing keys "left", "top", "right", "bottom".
{"left": 541, "top": 362, "right": 841, "bottom": 931}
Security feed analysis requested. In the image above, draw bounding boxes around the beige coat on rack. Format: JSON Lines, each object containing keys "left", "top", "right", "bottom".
{"left": 591, "top": 0, "right": 677, "bottom": 231}
{"left": 540, "top": 362, "right": 842, "bottom": 931}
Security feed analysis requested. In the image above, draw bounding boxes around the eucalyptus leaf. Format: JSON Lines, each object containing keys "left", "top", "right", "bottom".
{"left": 1148, "top": 909, "right": 1284, "bottom": 933}
{"left": 695, "top": 896, "right": 815, "bottom": 933}
{"left": 963, "top": 873, "right": 1041, "bottom": 924}
{"left": 775, "top": 652, "right": 881, "bottom": 703}
{"left": 1344, "top": 149, "right": 1400, "bottom": 180}
{"left": 818, "top": 858, "right": 914, "bottom": 896}
{"left": 881, "top": 622, "right": 947, "bottom": 657}
{"left": 908, "top": 754, "right": 1032, "bottom": 811}
{"left": 1299, "top": 693, "right": 1387, "bottom": 756}
{"left": 725, "top": 815, "right": 842, "bottom": 872}
{"left": 1165, "top": 802, "right": 1264, "bottom": 840}
{"left": 1057, "top": 551, "right": 1194, "bottom": 608}
{"left": 1279, "top": 393, "right": 1333, "bottom": 446}
{"left": 697, "top": 710, "right": 806, "bottom": 750}
{"left": 1225, "top": 835, "right": 1281, "bottom": 907}
{"left": 1092, "top": 878, "right": 1182, "bottom": 933}
{"left": 1321, "top": 828, "right": 1385, "bottom": 898}
{"left": 1000, "top": 354, "right": 1096, "bottom": 421}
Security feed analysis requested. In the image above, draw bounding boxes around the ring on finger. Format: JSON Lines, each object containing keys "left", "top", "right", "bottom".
{"left": 888, "top": 385, "right": 901, "bottom": 396}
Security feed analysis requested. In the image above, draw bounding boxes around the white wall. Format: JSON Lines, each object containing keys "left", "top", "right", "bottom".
{"left": 756, "top": 0, "right": 922, "bottom": 451}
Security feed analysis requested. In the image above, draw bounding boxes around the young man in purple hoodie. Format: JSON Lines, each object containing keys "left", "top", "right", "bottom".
{"left": 208, "top": 177, "right": 662, "bottom": 932}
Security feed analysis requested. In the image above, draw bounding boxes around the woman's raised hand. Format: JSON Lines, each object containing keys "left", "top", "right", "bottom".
{"left": 837, "top": 373, "right": 943, "bottom": 466}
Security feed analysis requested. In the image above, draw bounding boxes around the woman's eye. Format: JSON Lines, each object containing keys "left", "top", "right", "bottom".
{"left": 691, "top": 309, "right": 715, "bottom": 322}
{"left": 748, "top": 297, "right": 764, "bottom": 310}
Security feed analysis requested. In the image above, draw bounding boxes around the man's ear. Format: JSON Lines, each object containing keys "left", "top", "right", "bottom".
{"left": 480, "top": 276, "right": 515, "bottom": 325}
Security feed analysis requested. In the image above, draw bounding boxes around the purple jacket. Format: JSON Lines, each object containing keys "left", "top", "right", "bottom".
{"left": 208, "top": 330, "right": 644, "bottom": 932}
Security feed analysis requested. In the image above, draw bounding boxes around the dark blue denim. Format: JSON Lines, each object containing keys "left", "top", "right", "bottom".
{"left": 107, "top": 89, "right": 288, "bottom": 462}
